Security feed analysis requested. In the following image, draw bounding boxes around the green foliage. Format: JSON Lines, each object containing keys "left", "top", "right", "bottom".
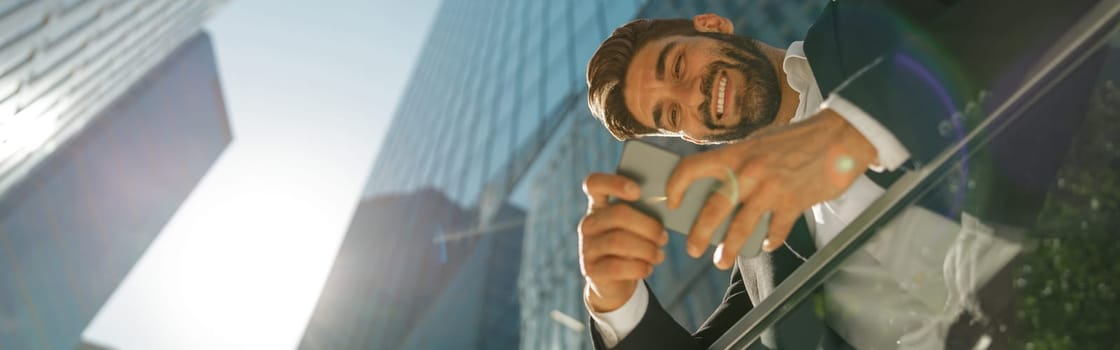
{"left": 1013, "top": 80, "right": 1120, "bottom": 349}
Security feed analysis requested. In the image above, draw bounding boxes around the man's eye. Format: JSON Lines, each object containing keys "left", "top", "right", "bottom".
{"left": 670, "top": 106, "right": 679, "bottom": 126}
{"left": 674, "top": 56, "right": 683, "bottom": 79}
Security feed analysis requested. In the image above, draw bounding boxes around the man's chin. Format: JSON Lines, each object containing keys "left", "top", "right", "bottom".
{"left": 721, "top": 113, "right": 745, "bottom": 127}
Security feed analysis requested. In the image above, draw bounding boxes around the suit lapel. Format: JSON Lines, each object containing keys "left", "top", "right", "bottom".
{"left": 773, "top": 217, "right": 815, "bottom": 284}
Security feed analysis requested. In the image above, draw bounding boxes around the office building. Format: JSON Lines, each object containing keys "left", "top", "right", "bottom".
{"left": 1, "top": 0, "right": 226, "bottom": 198}
{"left": 0, "top": 1, "right": 228, "bottom": 348}
{"left": 299, "top": 189, "right": 524, "bottom": 350}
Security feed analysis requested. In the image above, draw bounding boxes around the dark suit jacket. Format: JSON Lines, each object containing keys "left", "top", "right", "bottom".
{"left": 591, "top": 0, "right": 1105, "bottom": 348}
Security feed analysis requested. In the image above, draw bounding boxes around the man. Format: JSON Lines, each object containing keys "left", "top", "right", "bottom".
{"left": 578, "top": 0, "right": 1103, "bottom": 348}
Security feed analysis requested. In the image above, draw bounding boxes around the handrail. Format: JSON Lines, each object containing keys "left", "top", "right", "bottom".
{"left": 709, "top": 1, "right": 1120, "bottom": 349}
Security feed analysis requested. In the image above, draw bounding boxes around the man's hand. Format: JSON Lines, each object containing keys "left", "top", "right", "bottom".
{"left": 580, "top": 173, "right": 669, "bottom": 313}
{"left": 666, "top": 109, "right": 878, "bottom": 270}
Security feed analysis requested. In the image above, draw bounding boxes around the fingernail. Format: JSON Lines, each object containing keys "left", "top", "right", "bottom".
{"left": 687, "top": 244, "right": 701, "bottom": 258}
{"left": 661, "top": 230, "right": 670, "bottom": 245}
{"left": 763, "top": 238, "right": 776, "bottom": 252}
{"left": 713, "top": 243, "right": 725, "bottom": 266}
{"left": 656, "top": 250, "right": 666, "bottom": 262}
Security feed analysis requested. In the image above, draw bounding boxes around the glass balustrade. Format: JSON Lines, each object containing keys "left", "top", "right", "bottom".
{"left": 713, "top": 3, "right": 1120, "bottom": 349}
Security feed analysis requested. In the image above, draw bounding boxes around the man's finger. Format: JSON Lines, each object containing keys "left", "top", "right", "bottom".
{"left": 584, "top": 173, "right": 641, "bottom": 211}
{"left": 583, "top": 230, "right": 665, "bottom": 265}
{"left": 685, "top": 192, "right": 736, "bottom": 258}
{"left": 717, "top": 204, "right": 767, "bottom": 269}
{"left": 763, "top": 210, "right": 801, "bottom": 253}
{"left": 586, "top": 257, "right": 654, "bottom": 282}
{"left": 665, "top": 153, "right": 728, "bottom": 209}
{"left": 580, "top": 205, "right": 667, "bottom": 245}
{"left": 683, "top": 166, "right": 762, "bottom": 258}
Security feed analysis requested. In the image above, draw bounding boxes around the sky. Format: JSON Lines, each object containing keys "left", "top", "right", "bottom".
{"left": 81, "top": 1, "right": 442, "bottom": 348}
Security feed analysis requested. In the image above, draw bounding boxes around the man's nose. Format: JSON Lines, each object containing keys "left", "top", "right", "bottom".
{"left": 674, "top": 76, "right": 704, "bottom": 118}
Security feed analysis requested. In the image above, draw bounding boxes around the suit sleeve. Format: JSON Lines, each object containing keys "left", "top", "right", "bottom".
{"left": 589, "top": 266, "right": 756, "bottom": 349}
{"left": 814, "top": 0, "right": 1098, "bottom": 167}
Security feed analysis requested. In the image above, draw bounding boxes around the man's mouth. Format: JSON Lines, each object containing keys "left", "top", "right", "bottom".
{"left": 715, "top": 72, "right": 728, "bottom": 120}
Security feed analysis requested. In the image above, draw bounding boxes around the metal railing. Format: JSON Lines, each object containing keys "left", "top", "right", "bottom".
{"left": 709, "top": 1, "right": 1120, "bottom": 348}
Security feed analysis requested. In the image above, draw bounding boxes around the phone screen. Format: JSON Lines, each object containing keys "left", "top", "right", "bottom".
{"left": 615, "top": 140, "right": 768, "bottom": 259}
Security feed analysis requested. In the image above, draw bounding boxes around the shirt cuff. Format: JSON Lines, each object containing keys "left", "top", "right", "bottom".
{"left": 586, "top": 283, "right": 649, "bottom": 348}
{"left": 821, "top": 94, "right": 911, "bottom": 172}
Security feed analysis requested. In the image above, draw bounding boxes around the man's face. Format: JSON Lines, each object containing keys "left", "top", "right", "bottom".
{"left": 623, "top": 32, "right": 781, "bottom": 143}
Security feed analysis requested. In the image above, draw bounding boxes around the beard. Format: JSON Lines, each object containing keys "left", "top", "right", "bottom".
{"left": 694, "top": 32, "right": 781, "bottom": 143}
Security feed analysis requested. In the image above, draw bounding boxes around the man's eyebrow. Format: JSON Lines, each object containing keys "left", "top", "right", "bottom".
{"left": 655, "top": 42, "right": 677, "bottom": 81}
{"left": 652, "top": 103, "right": 664, "bottom": 130}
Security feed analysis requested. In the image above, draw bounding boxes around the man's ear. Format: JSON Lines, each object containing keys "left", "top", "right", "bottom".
{"left": 693, "top": 14, "right": 734, "bottom": 34}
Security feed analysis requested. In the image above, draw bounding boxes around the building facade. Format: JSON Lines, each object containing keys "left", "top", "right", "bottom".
{"left": 0, "top": 1, "right": 228, "bottom": 348}
{"left": 299, "top": 188, "right": 525, "bottom": 350}
{"left": 352, "top": 0, "right": 826, "bottom": 349}
{"left": 0, "top": 0, "right": 226, "bottom": 198}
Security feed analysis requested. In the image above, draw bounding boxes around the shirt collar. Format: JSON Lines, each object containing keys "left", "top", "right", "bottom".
{"left": 782, "top": 41, "right": 811, "bottom": 93}
{"left": 784, "top": 41, "right": 808, "bottom": 62}
{"left": 782, "top": 41, "right": 816, "bottom": 124}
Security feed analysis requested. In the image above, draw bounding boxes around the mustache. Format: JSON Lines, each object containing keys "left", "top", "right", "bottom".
{"left": 697, "top": 63, "right": 720, "bottom": 127}
{"left": 698, "top": 62, "right": 734, "bottom": 130}
{"left": 689, "top": 32, "right": 781, "bottom": 143}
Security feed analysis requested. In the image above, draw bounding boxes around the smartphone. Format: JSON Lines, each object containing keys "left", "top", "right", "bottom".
{"left": 615, "top": 140, "right": 769, "bottom": 259}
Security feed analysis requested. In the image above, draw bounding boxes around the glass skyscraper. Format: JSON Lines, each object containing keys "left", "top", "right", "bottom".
{"left": 299, "top": 189, "right": 525, "bottom": 350}
{"left": 0, "top": 1, "right": 228, "bottom": 348}
{"left": 0, "top": 0, "right": 226, "bottom": 198}
{"left": 322, "top": 0, "right": 826, "bottom": 349}
{"left": 0, "top": 32, "right": 231, "bottom": 350}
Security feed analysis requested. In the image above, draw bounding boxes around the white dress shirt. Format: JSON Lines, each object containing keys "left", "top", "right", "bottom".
{"left": 589, "top": 42, "right": 1022, "bottom": 349}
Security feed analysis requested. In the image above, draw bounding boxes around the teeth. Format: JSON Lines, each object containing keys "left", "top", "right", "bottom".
{"left": 716, "top": 76, "right": 727, "bottom": 114}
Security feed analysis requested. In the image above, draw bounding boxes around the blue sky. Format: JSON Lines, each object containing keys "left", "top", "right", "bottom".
{"left": 81, "top": 1, "right": 442, "bottom": 348}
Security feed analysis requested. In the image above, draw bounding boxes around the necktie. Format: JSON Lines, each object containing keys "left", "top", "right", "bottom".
{"left": 770, "top": 217, "right": 849, "bottom": 349}
{"left": 772, "top": 216, "right": 815, "bottom": 284}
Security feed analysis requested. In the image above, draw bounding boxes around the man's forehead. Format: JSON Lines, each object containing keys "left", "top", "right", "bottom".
{"left": 628, "top": 35, "right": 686, "bottom": 77}
{"left": 623, "top": 36, "right": 682, "bottom": 129}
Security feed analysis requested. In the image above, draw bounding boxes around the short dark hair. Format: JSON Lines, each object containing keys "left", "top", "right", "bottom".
{"left": 586, "top": 18, "right": 695, "bottom": 140}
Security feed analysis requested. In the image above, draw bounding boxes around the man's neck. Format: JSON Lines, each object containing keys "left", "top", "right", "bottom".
{"left": 761, "top": 45, "right": 800, "bottom": 126}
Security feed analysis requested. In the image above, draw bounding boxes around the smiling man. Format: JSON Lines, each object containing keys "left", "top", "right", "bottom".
{"left": 576, "top": 0, "right": 1102, "bottom": 348}
{"left": 580, "top": 13, "right": 892, "bottom": 349}
{"left": 620, "top": 20, "right": 784, "bottom": 143}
